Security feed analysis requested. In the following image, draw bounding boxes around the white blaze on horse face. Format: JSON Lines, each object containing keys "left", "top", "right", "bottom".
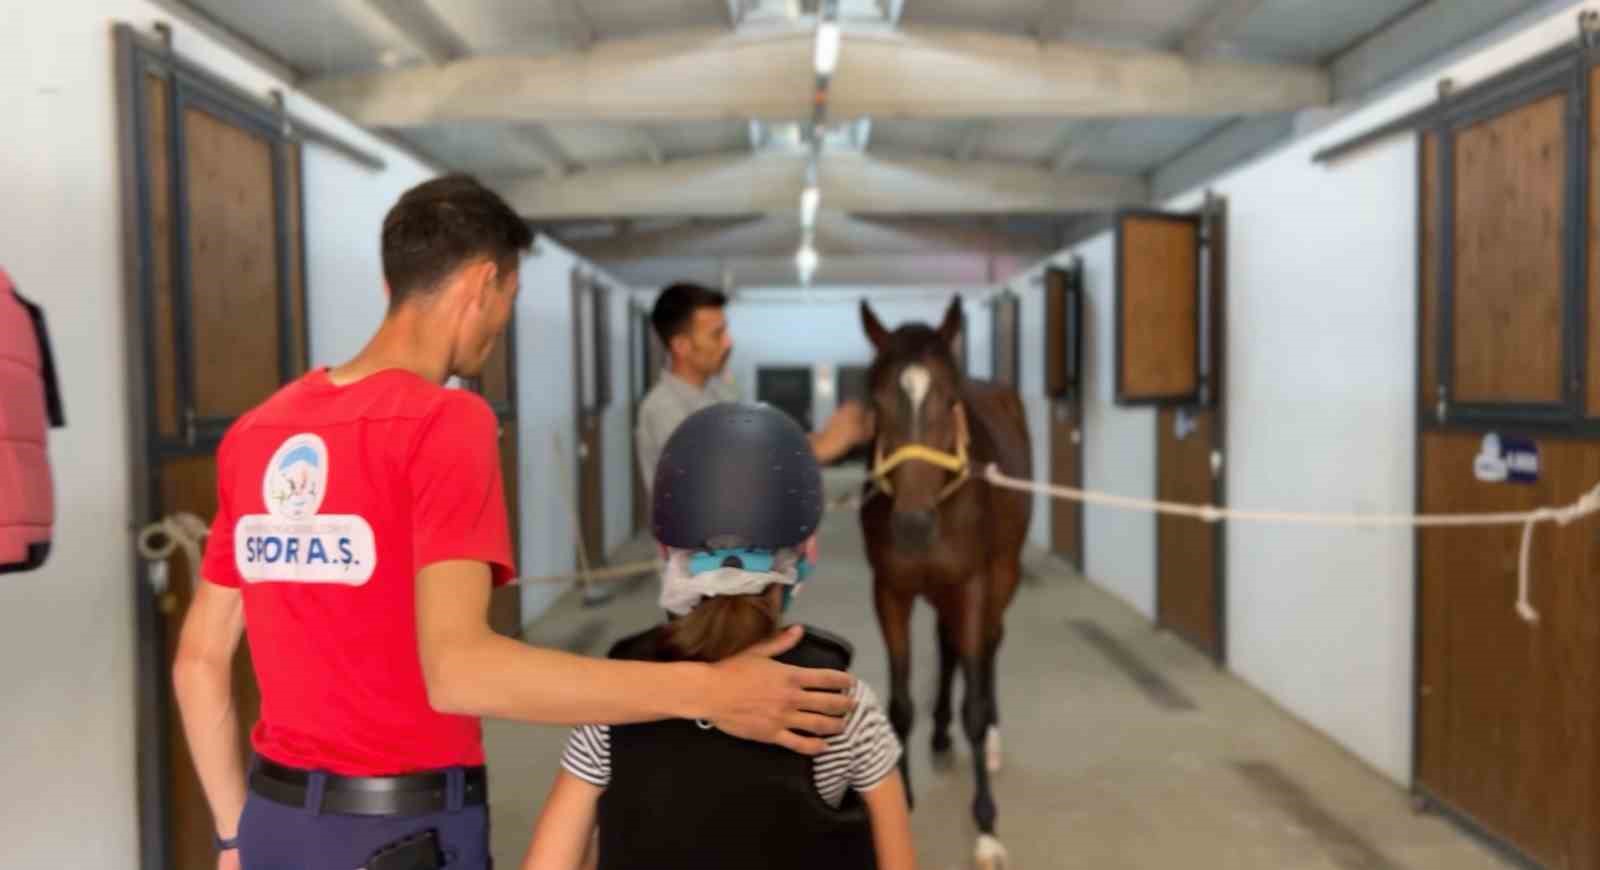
{"left": 900, "top": 364, "right": 932, "bottom": 439}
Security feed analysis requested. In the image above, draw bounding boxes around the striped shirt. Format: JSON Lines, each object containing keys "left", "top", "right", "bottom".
{"left": 561, "top": 679, "right": 902, "bottom": 807}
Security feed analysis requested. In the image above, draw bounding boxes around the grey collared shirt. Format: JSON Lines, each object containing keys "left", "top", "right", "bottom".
{"left": 636, "top": 369, "right": 741, "bottom": 495}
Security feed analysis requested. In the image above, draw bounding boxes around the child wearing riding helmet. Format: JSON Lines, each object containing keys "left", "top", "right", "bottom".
{"left": 521, "top": 402, "right": 915, "bottom": 870}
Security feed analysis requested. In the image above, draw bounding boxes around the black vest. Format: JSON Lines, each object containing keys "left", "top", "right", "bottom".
{"left": 597, "top": 625, "right": 879, "bottom": 870}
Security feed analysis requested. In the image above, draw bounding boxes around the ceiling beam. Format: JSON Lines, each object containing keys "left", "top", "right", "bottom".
{"left": 1031, "top": 0, "right": 1078, "bottom": 42}
{"left": 563, "top": 211, "right": 1049, "bottom": 260}
{"left": 302, "top": 25, "right": 1330, "bottom": 126}
{"left": 343, "top": 0, "right": 470, "bottom": 64}
{"left": 559, "top": 217, "right": 769, "bottom": 259}
{"left": 1146, "top": 0, "right": 1554, "bottom": 204}
{"left": 304, "top": 28, "right": 812, "bottom": 124}
{"left": 955, "top": 121, "right": 987, "bottom": 161}
{"left": 1048, "top": 119, "right": 1114, "bottom": 173}
{"left": 601, "top": 252, "right": 1014, "bottom": 289}
{"left": 559, "top": 0, "right": 599, "bottom": 50}
{"left": 636, "top": 127, "right": 667, "bottom": 164}
{"left": 1181, "top": 0, "right": 1268, "bottom": 58}
{"left": 147, "top": 0, "right": 304, "bottom": 82}
{"left": 490, "top": 150, "right": 1147, "bottom": 218}
{"left": 1331, "top": 0, "right": 1543, "bottom": 99}
{"left": 1151, "top": 113, "right": 1290, "bottom": 201}
{"left": 511, "top": 125, "right": 576, "bottom": 176}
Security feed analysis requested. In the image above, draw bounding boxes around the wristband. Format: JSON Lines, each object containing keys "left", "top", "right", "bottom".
{"left": 215, "top": 832, "right": 239, "bottom": 852}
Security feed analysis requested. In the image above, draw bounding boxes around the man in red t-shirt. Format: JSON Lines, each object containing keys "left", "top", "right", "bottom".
{"left": 171, "top": 175, "right": 855, "bottom": 870}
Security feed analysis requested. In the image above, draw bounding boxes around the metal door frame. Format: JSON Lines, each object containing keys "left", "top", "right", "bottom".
{"left": 116, "top": 23, "right": 306, "bottom": 870}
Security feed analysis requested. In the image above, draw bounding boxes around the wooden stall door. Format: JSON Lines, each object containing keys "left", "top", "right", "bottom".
{"left": 122, "top": 30, "right": 309, "bottom": 869}
{"left": 631, "top": 309, "right": 652, "bottom": 535}
{"left": 1156, "top": 408, "right": 1221, "bottom": 659}
{"left": 1044, "top": 264, "right": 1085, "bottom": 571}
{"left": 1048, "top": 400, "right": 1083, "bottom": 571}
{"left": 492, "top": 419, "right": 522, "bottom": 636}
{"left": 578, "top": 415, "right": 606, "bottom": 565}
{"left": 1447, "top": 94, "right": 1569, "bottom": 414}
{"left": 1418, "top": 434, "right": 1599, "bottom": 868}
{"left": 572, "top": 272, "right": 607, "bottom": 566}
{"left": 156, "top": 456, "right": 245, "bottom": 870}
{"left": 1116, "top": 212, "right": 1200, "bottom": 406}
{"left": 633, "top": 445, "right": 650, "bottom": 535}
{"left": 1117, "top": 205, "right": 1226, "bottom": 662}
{"left": 1413, "top": 56, "right": 1600, "bottom": 866}
{"left": 476, "top": 328, "right": 522, "bottom": 638}
{"left": 991, "top": 292, "right": 1020, "bottom": 386}
{"left": 166, "top": 99, "right": 291, "bottom": 870}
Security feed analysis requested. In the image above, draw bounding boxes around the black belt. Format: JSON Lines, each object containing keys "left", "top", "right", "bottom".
{"left": 249, "top": 758, "right": 488, "bottom": 816}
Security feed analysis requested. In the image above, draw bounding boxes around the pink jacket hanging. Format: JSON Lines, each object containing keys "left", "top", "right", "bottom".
{"left": 1, "top": 267, "right": 63, "bottom": 574}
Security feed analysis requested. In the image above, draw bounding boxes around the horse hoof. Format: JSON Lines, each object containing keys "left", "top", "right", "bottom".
{"left": 985, "top": 725, "right": 1003, "bottom": 774}
{"left": 932, "top": 732, "right": 953, "bottom": 754}
{"left": 974, "top": 834, "right": 1008, "bottom": 870}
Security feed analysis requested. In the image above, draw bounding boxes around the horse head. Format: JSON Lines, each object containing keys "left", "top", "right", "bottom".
{"left": 861, "top": 295, "right": 971, "bottom": 553}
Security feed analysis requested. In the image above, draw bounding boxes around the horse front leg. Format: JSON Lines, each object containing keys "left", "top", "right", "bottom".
{"left": 931, "top": 618, "right": 958, "bottom": 756}
{"left": 983, "top": 552, "right": 1022, "bottom": 775}
{"left": 873, "top": 583, "right": 916, "bottom": 809}
{"left": 982, "top": 628, "right": 1004, "bottom": 774}
{"left": 957, "top": 579, "right": 1005, "bottom": 869}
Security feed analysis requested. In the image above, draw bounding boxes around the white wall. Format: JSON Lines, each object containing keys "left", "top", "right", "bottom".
{"left": 512, "top": 238, "right": 634, "bottom": 621}
{"left": 1011, "top": 0, "right": 1600, "bottom": 786}
{"left": 601, "top": 274, "right": 635, "bottom": 557}
{"left": 723, "top": 294, "right": 994, "bottom": 431}
{"left": 0, "top": 2, "right": 439, "bottom": 866}
{"left": 514, "top": 239, "right": 579, "bottom": 621}
{"left": 302, "top": 155, "right": 434, "bottom": 366}
{"left": 1008, "top": 238, "right": 1158, "bottom": 609}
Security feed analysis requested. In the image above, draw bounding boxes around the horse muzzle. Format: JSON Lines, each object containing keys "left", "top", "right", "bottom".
{"left": 891, "top": 510, "right": 937, "bottom": 552}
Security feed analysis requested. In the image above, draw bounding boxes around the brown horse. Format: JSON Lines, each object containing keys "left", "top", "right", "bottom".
{"left": 858, "top": 296, "right": 1033, "bottom": 869}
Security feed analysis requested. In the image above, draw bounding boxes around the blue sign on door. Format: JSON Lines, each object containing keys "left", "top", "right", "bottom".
{"left": 1473, "top": 433, "right": 1539, "bottom": 484}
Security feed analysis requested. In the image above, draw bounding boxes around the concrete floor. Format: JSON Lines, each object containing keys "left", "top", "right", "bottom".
{"left": 484, "top": 471, "right": 1513, "bottom": 869}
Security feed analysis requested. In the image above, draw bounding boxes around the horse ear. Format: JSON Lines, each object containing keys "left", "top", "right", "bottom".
{"left": 936, "top": 296, "right": 963, "bottom": 345}
{"left": 861, "top": 300, "right": 890, "bottom": 350}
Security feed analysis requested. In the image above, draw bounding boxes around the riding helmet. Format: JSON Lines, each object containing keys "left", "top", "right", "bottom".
{"left": 652, "top": 402, "right": 824, "bottom": 552}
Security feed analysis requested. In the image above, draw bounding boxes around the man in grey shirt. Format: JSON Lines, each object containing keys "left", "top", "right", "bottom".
{"left": 636, "top": 282, "right": 872, "bottom": 496}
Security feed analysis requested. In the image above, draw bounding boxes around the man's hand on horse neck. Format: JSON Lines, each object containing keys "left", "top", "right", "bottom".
{"left": 812, "top": 401, "right": 874, "bottom": 464}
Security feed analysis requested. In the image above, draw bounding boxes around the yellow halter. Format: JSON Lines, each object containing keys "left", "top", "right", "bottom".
{"left": 871, "top": 403, "right": 972, "bottom": 504}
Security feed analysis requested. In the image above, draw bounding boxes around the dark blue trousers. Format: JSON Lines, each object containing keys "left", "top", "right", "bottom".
{"left": 237, "top": 760, "right": 492, "bottom": 869}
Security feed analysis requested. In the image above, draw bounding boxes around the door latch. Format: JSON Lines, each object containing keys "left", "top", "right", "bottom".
{"left": 146, "top": 559, "right": 176, "bottom": 615}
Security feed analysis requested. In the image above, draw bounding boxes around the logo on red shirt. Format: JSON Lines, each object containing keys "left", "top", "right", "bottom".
{"left": 235, "top": 433, "right": 378, "bottom": 585}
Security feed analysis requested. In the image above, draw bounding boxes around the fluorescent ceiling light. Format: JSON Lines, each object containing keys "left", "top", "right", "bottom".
{"left": 796, "top": 240, "right": 819, "bottom": 284}
{"left": 800, "top": 186, "right": 820, "bottom": 228}
{"left": 814, "top": 21, "right": 841, "bottom": 76}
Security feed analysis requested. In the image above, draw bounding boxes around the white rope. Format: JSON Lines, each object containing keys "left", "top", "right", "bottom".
{"left": 980, "top": 463, "right": 1600, "bottom": 625}
{"left": 135, "top": 513, "right": 211, "bottom": 603}
{"left": 136, "top": 512, "right": 210, "bottom": 563}
{"left": 550, "top": 429, "right": 594, "bottom": 591}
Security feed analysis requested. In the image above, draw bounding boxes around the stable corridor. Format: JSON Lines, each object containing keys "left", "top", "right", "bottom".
{"left": 484, "top": 472, "right": 1510, "bottom": 869}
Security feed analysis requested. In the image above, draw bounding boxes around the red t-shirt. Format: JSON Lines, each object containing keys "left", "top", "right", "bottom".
{"left": 200, "top": 368, "right": 515, "bottom": 775}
